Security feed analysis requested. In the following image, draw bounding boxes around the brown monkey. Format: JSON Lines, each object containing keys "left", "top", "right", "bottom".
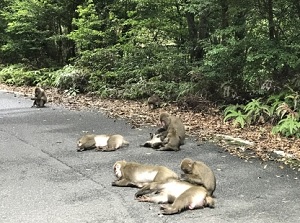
{"left": 155, "top": 112, "right": 185, "bottom": 151}
{"left": 31, "top": 87, "right": 47, "bottom": 107}
{"left": 141, "top": 133, "right": 164, "bottom": 149}
{"left": 158, "top": 128, "right": 181, "bottom": 151}
{"left": 180, "top": 158, "right": 216, "bottom": 196}
{"left": 135, "top": 178, "right": 214, "bottom": 215}
{"left": 112, "top": 160, "right": 178, "bottom": 188}
{"left": 77, "top": 134, "right": 128, "bottom": 152}
{"left": 147, "top": 94, "right": 161, "bottom": 109}
{"left": 77, "top": 134, "right": 110, "bottom": 152}
{"left": 99, "top": 134, "right": 129, "bottom": 152}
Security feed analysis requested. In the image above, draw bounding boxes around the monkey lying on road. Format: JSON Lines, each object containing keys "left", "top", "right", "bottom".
{"left": 135, "top": 178, "right": 214, "bottom": 215}
{"left": 180, "top": 158, "right": 216, "bottom": 196}
{"left": 112, "top": 160, "right": 178, "bottom": 188}
{"left": 141, "top": 133, "right": 164, "bottom": 149}
{"left": 77, "top": 134, "right": 128, "bottom": 152}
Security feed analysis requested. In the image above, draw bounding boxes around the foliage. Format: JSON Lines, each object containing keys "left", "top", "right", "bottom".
{"left": 53, "top": 65, "right": 89, "bottom": 93}
{"left": 243, "top": 98, "right": 271, "bottom": 124}
{"left": 0, "top": 64, "right": 51, "bottom": 86}
{"left": 0, "top": 0, "right": 300, "bottom": 113}
{"left": 223, "top": 88, "right": 300, "bottom": 138}
{"left": 272, "top": 115, "right": 300, "bottom": 138}
{"left": 223, "top": 105, "right": 248, "bottom": 128}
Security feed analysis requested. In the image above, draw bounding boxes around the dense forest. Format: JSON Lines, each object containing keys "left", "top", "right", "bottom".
{"left": 0, "top": 0, "right": 300, "bottom": 137}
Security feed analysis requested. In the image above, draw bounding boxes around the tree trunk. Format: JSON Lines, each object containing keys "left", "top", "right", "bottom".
{"left": 266, "top": 0, "right": 276, "bottom": 40}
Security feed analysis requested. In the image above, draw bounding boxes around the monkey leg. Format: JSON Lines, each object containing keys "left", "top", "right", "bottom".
{"left": 95, "top": 146, "right": 104, "bottom": 151}
{"left": 102, "top": 146, "right": 117, "bottom": 152}
{"left": 157, "top": 145, "right": 180, "bottom": 151}
{"left": 135, "top": 181, "right": 162, "bottom": 197}
{"left": 39, "top": 99, "right": 45, "bottom": 107}
{"left": 141, "top": 142, "right": 152, "bottom": 148}
{"left": 160, "top": 204, "right": 179, "bottom": 215}
{"left": 111, "top": 179, "right": 137, "bottom": 187}
{"left": 135, "top": 195, "right": 152, "bottom": 202}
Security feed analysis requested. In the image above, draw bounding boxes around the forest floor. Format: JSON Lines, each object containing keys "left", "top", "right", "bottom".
{"left": 1, "top": 84, "right": 300, "bottom": 171}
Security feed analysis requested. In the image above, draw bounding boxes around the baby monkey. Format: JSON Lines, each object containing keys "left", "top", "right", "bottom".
{"left": 31, "top": 87, "right": 47, "bottom": 107}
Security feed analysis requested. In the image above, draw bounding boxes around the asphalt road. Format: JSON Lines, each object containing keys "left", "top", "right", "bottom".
{"left": 0, "top": 90, "right": 299, "bottom": 223}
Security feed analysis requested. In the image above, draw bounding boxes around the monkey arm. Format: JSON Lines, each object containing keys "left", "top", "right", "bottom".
{"left": 112, "top": 179, "right": 137, "bottom": 187}
{"left": 180, "top": 174, "right": 204, "bottom": 186}
{"left": 135, "top": 183, "right": 159, "bottom": 197}
{"left": 155, "top": 128, "right": 167, "bottom": 135}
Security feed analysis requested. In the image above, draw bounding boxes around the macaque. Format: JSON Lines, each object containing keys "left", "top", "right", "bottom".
{"left": 141, "top": 133, "right": 164, "bottom": 149}
{"left": 112, "top": 160, "right": 178, "bottom": 188}
{"left": 99, "top": 134, "right": 129, "bottom": 152}
{"left": 180, "top": 158, "right": 216, "bottom": 196}
{"left": 155, "top": 112, "right": 185, "bottom": 151}
{"left": 147, "top": 95, "right": 161, "bottom": 109}
{"left": 135, "top": 178, "right": 214, "bottom": 215}
{"left": 77, "top": 134, "right": 110, "bottom": 152}
{"left": 31, "top": 87, "right": 47, "bottom": 107}
{"left": 77, "top": 134, "right": 129, "bottom": 152}
{"left": 158, "top": 128, "right": 181, "bottom": 151}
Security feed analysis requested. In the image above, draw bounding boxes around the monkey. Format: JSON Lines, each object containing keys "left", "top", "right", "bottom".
{"left": 155, "top": 112, "right": 185, "bottom": 151}
{"left": 160, "top": 186, "right": 214, "bottom": 215}
{"left": 77, "top": 134, "right": 128, "bottom": 152}
{"left": 147, "top": 94, "right": 161, "bottom": 109}
{"left": 135, "top": 178, "right": 214, "bottom": 215}
{"left": 77, "top": 134, "right": 110, "bottom": 152}
{"left": 157, "top": 128, "right": 181, "bottom": 151}
{"left": 99, "top": 134, "right": 129, "bottom": 152}
{"left": 112, "top": 160, "right": 178, "bottom": 188}
{"left": 31, "top": 87, "right": 47, "bottom": 107}
{"left": 141, "top": 132, "right": 164, "bottom": 149}
{"left": 180, "top": 158, "right": 216, "bottom": 196}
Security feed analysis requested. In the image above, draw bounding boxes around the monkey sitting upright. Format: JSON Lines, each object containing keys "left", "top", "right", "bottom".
{"left": 180, "top": 158, "right": 216, "bottom": 196}
{"left": 31, "top": 87, "right": 47, "bottom": 107}
{"left": 112, "top": 160, "right": 178, "bottom": 188}
{"left": 135, "top": 178, "right": 215, "bottom": 215}
{"left": 155, "top": 112, "right": 185, "bottom": 151}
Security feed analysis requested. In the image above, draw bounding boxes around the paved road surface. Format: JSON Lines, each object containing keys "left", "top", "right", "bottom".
{"left": 0, "top": 90, "right": 299, "bottom": 223}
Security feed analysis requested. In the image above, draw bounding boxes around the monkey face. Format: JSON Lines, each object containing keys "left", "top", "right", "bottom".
{"left": 180, "top": 158, "right": 194, "bottom": 173}
{"left": 113, "top": 163, "right": 122, "bottom": 178}
{"left": 34, "top": 88, "right": 41, "bottom": 96}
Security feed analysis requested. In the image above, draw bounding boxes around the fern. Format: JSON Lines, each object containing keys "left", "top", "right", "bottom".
{"left": 244, "top": 98, "right": 271, "bottom": 124}
{"left": 272, "top": 115, "right": 300, "bottom": 137}
{"left": 224, "top": 105, "right": 248, "bottom": 128}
